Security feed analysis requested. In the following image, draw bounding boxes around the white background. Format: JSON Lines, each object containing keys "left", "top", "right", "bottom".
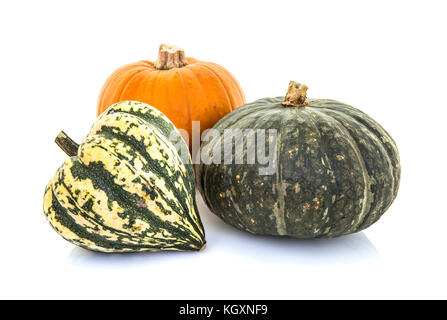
{"left": 0, "top": 0, "right": 446, "bottom": 299}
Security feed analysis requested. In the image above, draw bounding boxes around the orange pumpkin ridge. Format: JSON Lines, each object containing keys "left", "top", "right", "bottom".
{"left": 97, "top": 44, "right": 246, "bottom": 152}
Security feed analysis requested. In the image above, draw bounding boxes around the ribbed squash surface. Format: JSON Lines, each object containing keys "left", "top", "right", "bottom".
{"left": 44, "top": 101, "right": 205, "bottom": 252}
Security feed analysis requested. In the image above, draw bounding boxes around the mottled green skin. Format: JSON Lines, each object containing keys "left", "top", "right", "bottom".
{"left": 197, "top": 97, "right": 400, "bottom": 238}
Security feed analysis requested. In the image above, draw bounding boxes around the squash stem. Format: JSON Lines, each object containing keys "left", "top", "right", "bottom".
{"left": 154, "top": 44, "right": 188, "bottom": 70}
{"left": 281, "top": 81, "right": 308, "bottom": 107}
{"left": 55, "top": 131, "right": 79, "bottom": 157}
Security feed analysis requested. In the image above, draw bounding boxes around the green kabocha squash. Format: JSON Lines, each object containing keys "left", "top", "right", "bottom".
{"left": 197, "top": 81, "right": 400, "bottom": 238}
{"left": 44, "top": 101, "right": 206, "bottom": 252}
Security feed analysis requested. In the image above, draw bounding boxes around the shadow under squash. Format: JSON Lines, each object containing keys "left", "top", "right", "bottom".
{"left": 67, "top": 192, "right": 379, "bottom": 268}
{"left": 197, "top": 192, "right": 379, "bottom": 267}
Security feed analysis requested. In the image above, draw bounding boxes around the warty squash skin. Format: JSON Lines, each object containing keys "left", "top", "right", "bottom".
{"left": 97, "top": 44, "right": 245, "bottom": 151}
{"left": 44, "top": 101, "right": 206, "bottom": 252}
{"left": 197, "top": 82, "right": 400, "bottom": 238}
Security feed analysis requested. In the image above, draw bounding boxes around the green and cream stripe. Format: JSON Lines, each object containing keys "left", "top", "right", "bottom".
{"left": 43, "top": 101, "right": 205, "bottom": 252}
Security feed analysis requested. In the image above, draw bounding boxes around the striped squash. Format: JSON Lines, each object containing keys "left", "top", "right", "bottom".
{"left": 43, "top": 101, "right": 206, "bottom": 252}
{"left": 197, "top": 82, "right": 400, "bottom": 238}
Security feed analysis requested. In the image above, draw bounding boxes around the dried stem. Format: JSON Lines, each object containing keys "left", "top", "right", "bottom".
{"left": 281, "top": 81, "right": 308, "bottom": 107}
{"left": 154, "top": 44, "right": 188, "bottom": 70}
{"left": 55, "top": 131, "right": 79, "bottom": 156}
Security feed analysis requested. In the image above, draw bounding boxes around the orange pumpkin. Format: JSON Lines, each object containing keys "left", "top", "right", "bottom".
{"left": 97, "top": 44, "right": 245, "bottom": 151}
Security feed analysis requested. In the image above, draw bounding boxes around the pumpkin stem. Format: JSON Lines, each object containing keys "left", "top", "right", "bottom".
{"left": 281, "top": 81, "right": 308, "bottom": 107}
{"left": 55, "top": 131, "right": 79, "bottom": 157}
{"left": 154, "top": 44, "right": 188, "bottom": 70}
